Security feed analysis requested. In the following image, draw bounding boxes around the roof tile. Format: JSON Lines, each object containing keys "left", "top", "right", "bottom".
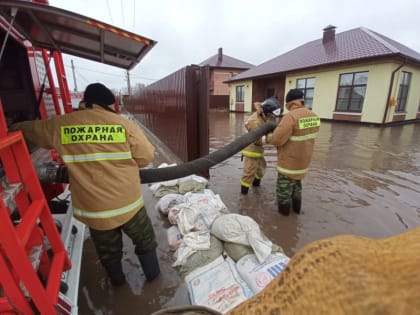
{"left": 199, "top": 52, "right": 254, "bottom": 69}
{"left": 229, "top": 27, "right": 420, "bottom": 82}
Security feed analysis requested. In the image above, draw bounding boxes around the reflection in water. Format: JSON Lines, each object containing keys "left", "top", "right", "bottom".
{"left": 78, "top": 110, "right": 420, "bottom": 314}
{"left": 313, "top": 122, "right": 420, "bottom": 172}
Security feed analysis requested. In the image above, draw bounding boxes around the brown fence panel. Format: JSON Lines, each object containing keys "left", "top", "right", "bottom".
{"left": 209, "top": 95, "right": 229, "bottom": 109}
{"left": 125, "top": 65, "right": 209, "bottom": 163}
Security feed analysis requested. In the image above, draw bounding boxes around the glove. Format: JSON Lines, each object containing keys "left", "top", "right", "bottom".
{"left": 8, "top": 123, "right": 21, "bottom": 132}
{"left": 254, "top": 138, "right": 263, "bottom": 146}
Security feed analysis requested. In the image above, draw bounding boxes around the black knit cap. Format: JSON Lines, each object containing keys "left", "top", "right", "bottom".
{"left": 83, "top": 83, "right": 115, "bottom": 108}
{"left": 285, "top": 88, "right": 304, "bottom": 103}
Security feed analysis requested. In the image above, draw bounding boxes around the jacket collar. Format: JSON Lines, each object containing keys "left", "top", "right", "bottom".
{"left": 286, "top": 99, "right": 304, "bottom": 111}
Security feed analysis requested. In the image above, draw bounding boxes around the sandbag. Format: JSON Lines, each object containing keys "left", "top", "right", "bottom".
{"left": 156, "top": 193, "right": 186, "bottom": 216}
{"left": 226, "top": 227, "right": 420, "bottom": 315}
{"left": 223, "top": 234, "right": 284, "bottom": 262}
{"left": 174, "top": 235, "right": 224, "bottom": 278}
{"left": 178, "top": 175, "right": 208, "bottom": 194}
{"left": 236, "top": 253, "right": 290, "bottom": 294}
{"left": 185, "top": 256, "right": 253, "bottom": 314}
{"left": 150, "top": 305, "right": 221, "bottom": 315}
{"left": 211, "top": 214, "right": 272, "bottom": 263}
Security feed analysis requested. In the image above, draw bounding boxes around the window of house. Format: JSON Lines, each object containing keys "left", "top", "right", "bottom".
{"left": 396, "top": 71, "right": 411, "bottom": 112}
{"left": 335, "top": 71, "right": 368, "bottom": 112}
{"left": 236, "top": 85, "right": 244, "bottom": 102}
{"left": 296, "top": 77, "right": 315, "bottom": 108}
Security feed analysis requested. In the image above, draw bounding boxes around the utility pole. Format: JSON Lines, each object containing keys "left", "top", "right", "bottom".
{"left": 71, "top": 59, "right": 78, "bottom": 92}
{"left": 126, "top": 70, "right": 132, "bottom": 95}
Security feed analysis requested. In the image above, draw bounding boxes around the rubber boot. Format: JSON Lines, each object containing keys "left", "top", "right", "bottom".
{"left": 292, "top": 199, "right": 302, "bottom": 214}
{"left": 138, "top": 251, "right": 160, "bottom": 282}
{"left": 241, "top": 185, "right": 249, "bottom": 195}
{"left": 252, "top": 178, "right": 261, "bottom": 187}
{"left": 104, "top": 261, "right": 126, "bottom": 286}
{"left": 278, "top": 202, "right": 291, "bottom": 216}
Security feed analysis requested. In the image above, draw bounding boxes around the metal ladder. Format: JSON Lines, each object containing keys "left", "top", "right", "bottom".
{"left": 0, "top": 100, "right": 71, "bottom": 314}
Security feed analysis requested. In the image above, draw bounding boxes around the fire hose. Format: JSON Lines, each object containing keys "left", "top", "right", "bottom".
{"left": 35, "top": 121, "right": 278, "bottom": 184}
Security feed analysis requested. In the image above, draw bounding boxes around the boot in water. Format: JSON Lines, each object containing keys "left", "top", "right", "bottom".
{"left": 104, "top": 261, "right": 126, "bottom": 286}
{"left": 241, "top": 185, "right": 249, "bottom": 195}
{"left": 278, "top": 202, "right": 291, "bottom": 216}
{"left": 138, "top": 250, "right": 160, "bottom": 282}
{"left": 292, "top": 198, "right": 302, "bottom": 214}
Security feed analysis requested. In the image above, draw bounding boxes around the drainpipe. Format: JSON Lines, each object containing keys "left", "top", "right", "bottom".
{"left": 382, "top": 61, "right": 405, "bottom": 124}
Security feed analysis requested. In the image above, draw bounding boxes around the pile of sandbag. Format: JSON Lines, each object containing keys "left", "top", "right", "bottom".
{"left": 226, "top": 226, "right": 420, "bottom": 315}
{"left": 152, "top": 227, "right": 420, "bottom": 315}
{"left": 151, "top": 166, "right": 289, "bottom": 314}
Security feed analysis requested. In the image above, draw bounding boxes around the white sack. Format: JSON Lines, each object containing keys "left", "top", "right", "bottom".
{"left": 167, "top": 225, "right": 183, "bottom": 251}
{"left": 236, "top": 253, "right": 290, "bottom": 294}
{"left": 185, "top": 256, "right": 253, "bottom": 314}
{"left": 176, "top": 190, "right": 227, "bottom": 234}
{"left": 211, "top": 214, "right": 272, "bottom": 263}
{"left": 172, "top": 230, "right": 211, "bottom": 266}
{"left": 155, "top": 193, "right": 186, "bottom": 215}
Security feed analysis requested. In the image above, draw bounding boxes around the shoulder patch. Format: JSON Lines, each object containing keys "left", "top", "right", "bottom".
{"left": 298, "top": 117, "right": 320, "bottom": 129}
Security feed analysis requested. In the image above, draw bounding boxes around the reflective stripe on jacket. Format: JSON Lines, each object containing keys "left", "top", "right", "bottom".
{"left": 267, "top": 101, "right": 320, "bottom": 180}
{"left": 241, "top": 111, "right": 267, "bottom": 157}
{"left": 15, "top": 105, "right": 155, "bottom": 230}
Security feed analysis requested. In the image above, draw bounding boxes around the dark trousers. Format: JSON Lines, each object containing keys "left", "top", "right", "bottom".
{"left": 89, "top": 207, "right": 158, "bottom": 266}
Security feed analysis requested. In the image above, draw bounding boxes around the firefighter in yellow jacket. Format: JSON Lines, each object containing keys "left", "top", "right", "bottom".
{"left": 240, "top": 97, "right": 282, "bottom": 194}
{"left": 12, "top": 83, "right": 159, "bottom": 286}
{"left": 267, "top": 89, "right": 320, "bottom": 216}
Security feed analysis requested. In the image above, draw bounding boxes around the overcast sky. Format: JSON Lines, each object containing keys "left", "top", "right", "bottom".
{"left": 49, "top": 0, "right": 420, "bottom": 93}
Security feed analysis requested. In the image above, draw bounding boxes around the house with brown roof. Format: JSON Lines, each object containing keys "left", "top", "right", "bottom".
{"left": 227, "top": 26, "right": 420, "bottom": 124}
{"left": 199, "top": 48, "right": 254, "bottom": 108}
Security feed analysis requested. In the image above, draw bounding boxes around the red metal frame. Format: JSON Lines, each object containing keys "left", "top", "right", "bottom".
{"left": 42, "top": 48, "right": 63, "bottom": 116}
{"left": 0, "top": 100, "right": 71, "bottom": 314}
{"left": 26, "top": 46, "right": 49, "bottom": 120}
{"left": 23, "top": 45, "right": 67, "bottom": 200}
{"left": 53, "top": 51, "right": 73, "bottom": 114}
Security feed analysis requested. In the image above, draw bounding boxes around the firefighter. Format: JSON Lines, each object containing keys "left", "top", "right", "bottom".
{"left": 11, "top": 83, "right": 159, "bottom": 286}
{"left": 240, "top": 96, "right": 282, "bottom": 194}
{"left": 267, "top": 89, "right": 320, "bottom": 216}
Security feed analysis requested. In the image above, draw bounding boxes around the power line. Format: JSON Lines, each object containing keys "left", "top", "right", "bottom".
{"left": 132, "top": 0, "right": 136, "bottom": 30}
{"left": 130, "top": 73, "right": 157, "bottom": 81}
{"left": 75, "top": 69, "right": 91, "bottom": 86}
{"left": 64, "top": 64, "right": 157, "bottom": 81}
{"left": 120, "top": 0, "right": 125, "bottom": 28}
{"left": 106, "top": 0, "right": 114, "bottom": 24}
{"left": 64, "top": 64, "right": 124, "bottom": 78}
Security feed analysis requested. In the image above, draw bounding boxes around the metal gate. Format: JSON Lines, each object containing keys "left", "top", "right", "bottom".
{"left": 125, "top": 65, "right": 210, "bottom": 162}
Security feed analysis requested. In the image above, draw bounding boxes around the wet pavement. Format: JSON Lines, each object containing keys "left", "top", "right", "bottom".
{"left": 77, "top": 109, "right": 420, "bottom": 315}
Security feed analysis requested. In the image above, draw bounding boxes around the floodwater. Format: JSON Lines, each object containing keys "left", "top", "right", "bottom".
{"left": 78, "top": 110, "right": 420, "bottom": 315}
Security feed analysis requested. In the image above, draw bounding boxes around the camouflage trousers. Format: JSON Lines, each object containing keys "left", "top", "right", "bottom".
{"left": 89, "top": 207, "right": 158, "bottom": 266}
{"left": 276, "top": 173, "right": 302, "bottom": 205}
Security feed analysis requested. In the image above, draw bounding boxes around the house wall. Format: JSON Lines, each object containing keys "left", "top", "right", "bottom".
{"left": 211, "top": 68, "right": 249, "bottom": 109}
{"left": 285, "top": 61, "right": 420, "bottom": 124}
{"left": 389, "top": 64, "right": 420, "bottom": 122}
{"left": 229, "top": 80, "right": 253, "bottom": 112}
{"left": 211, "top": 68, "right": 244, "bottom": 95}
{"left": 252, "top": 77, "right": 285, "bottom": 103}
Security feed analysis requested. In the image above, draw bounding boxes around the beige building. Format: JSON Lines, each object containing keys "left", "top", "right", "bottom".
{"left": 227, "top": 26, "right": 420, "bottom": 124}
